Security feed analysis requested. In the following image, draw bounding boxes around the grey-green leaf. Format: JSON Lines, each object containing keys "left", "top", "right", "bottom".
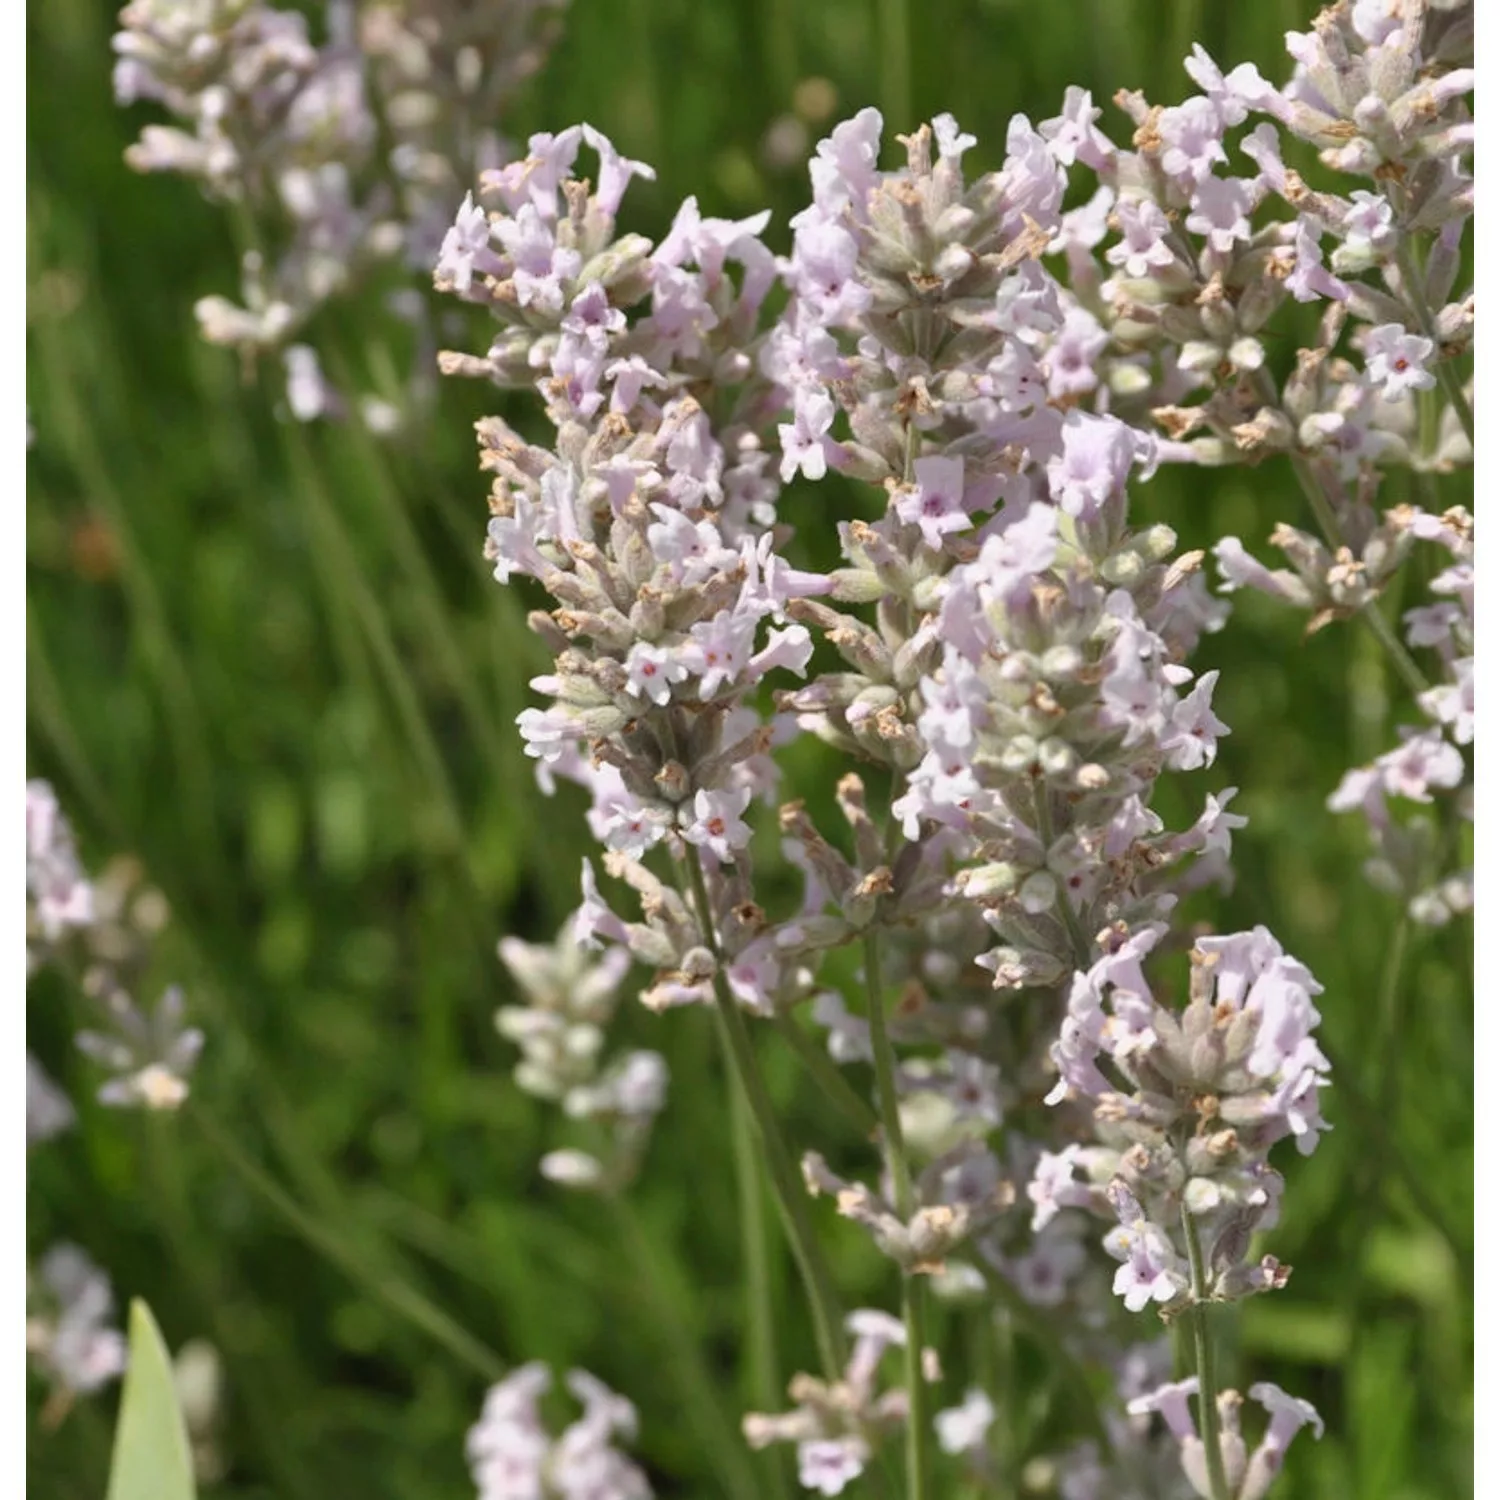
{"left": 105, "top": 1300, "right": 197, "bottom": 1500}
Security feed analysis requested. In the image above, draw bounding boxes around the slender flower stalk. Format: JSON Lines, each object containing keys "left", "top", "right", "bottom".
{"left": 722, "top": 1041, "right": 792, "bottom": 1500}
{"left": 1180, "top": 1199, "right": 1230, "bottom": 1500}
{"left": 862, "top": 927, "right": 931, "bottom": 1500}
{"left": 686, "top": 851, "right": 849, "bottom": 1381}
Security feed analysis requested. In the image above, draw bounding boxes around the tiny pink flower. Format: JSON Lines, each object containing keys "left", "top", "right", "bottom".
{"left": 682, "top": 787, "right": 753, "bottom": 861}
{"left": 1364, "top": 324, "right": 1438, "bottom": 402}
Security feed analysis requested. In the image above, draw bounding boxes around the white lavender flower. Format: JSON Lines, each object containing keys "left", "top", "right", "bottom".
{"left": 496, "top": 908, "right": 667, "bottom": 1193}
{"left": 75, "top": 984, "right": 203, "bottom": 1111}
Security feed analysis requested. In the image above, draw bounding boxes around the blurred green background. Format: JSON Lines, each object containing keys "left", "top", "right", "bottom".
{"left": 27, "top": 0, "right": 1472, "bottom": 1496}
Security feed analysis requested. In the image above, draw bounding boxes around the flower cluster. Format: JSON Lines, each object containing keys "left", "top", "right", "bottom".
{"left": 1019, "top": 927, "right": 1330, "bottom": 1495}
{"left": 1045, "top": 7, "right": 1472, "bottom": 469}
{"left": 1028, "top": 8, "right": 1478, "bottom": 942}
{"left": 466, "top": 1364, "right": 652, "bottom": 1500}
{"left": 27, "top": 779, "right": 95, "bottom": 961}
{"left": 743, "top": 1309, "right": 930, "bottom": 1496}
{"left": 113, "top": 0, "right": 570, "bottom": 424}
{"left": 75, "top": 983, "right": 205, "bottom": 1113}
{"left": 26, "top": 785, "right": 131, "bottom": 1416}
{"left": 435, "top": 125, "right": 863, "bottom": 1027}
{"left": 496, "top": 906, "right": 667, "bottom": 1192}
{"left": 1327, "top": 502, "right": 1472, "bottom": 922}
{"left": 1129, "top": 1377, "right": 1324, "bottom": 1500}
{"left": 114, "top": 0, "right": 396, "bottom": 352}
{"left": 26, "top": 780, "right": 203, "bottom": 1113}
{"left": 26, "top": 1244, "right": 128, "bottom": 1407}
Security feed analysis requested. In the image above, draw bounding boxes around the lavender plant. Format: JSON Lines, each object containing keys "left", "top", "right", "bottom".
{"left": 422, "top": 65, "right": 1394, "bottom": 1493}
{"left": 69, "top": 3, "right": 1472, "bottom": 1497}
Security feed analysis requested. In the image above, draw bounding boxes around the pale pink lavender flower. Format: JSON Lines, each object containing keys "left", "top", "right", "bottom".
{"left": 1105, "top": 198, "right": 1177, "bottom": 280}
{"left": 1240, "top": 1381, "right": 1324, "bottom": 1499}
{"left": 27, "top": 780, "right": 95, "bottom": 946}
{"left": 1126, "top": 1376, "right": 1201, "bottom": 1443}
{"left": 779, "top": 388, "right": 836, "bottom": 483}
{"left": 1363, "top": 324, "right": 1438, "bottom": 402}
{"left": 27, "top": 1245, "right": 128, "bottom": 1397}
{"left": 624, "top": 643, "right": 689, "bottom": 706}
{"left": 1103, "top": 1184, "right": 1187, "bottom": 1313}
{"left": 895, "top": 456, "right": 971, "bottom": 549}
{"left": 798, "top": 1439, "right": 868, "bottom": 1496}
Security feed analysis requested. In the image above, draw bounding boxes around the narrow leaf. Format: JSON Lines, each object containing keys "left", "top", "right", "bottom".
{"left": 105, "top": 1299, "right": 197, "bottom": 1500}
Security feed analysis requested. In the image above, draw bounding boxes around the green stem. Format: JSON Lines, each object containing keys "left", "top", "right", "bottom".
{"left": 1359, "top": 595, "right": 1432, "bottom": 702}
{"left": 1181, "top": 1204, "right": 1230, "bottom": 1500}
{"left": 192, "top": 1104, "right": 506, "bottom": 1383}
{"left": 862, "top": 932, "right": 916, "bottom": 1216}
{"left": 684, "top": 852, "right": 848, "bottom": 1380}
{"left": 1339, "top": 915, "right": 1414, "bottom": 1406}
{"left": 862, "top": 929, "right": 931, "bottom": 1500}
{"left": 901, "top": 1281, "right": 932, "bottom": 1500}
{"left": 1395, "top": 235, "right": 1473, "bottom": 448}
{"left": 1286, "top": 452, "right": 1431, "bottom": 700}
{"left": 772, "top": 1010, "right": 880, "bottom": 1138}
{"left": 723, "top": 1037, "right": 789, "bottom": 1488}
